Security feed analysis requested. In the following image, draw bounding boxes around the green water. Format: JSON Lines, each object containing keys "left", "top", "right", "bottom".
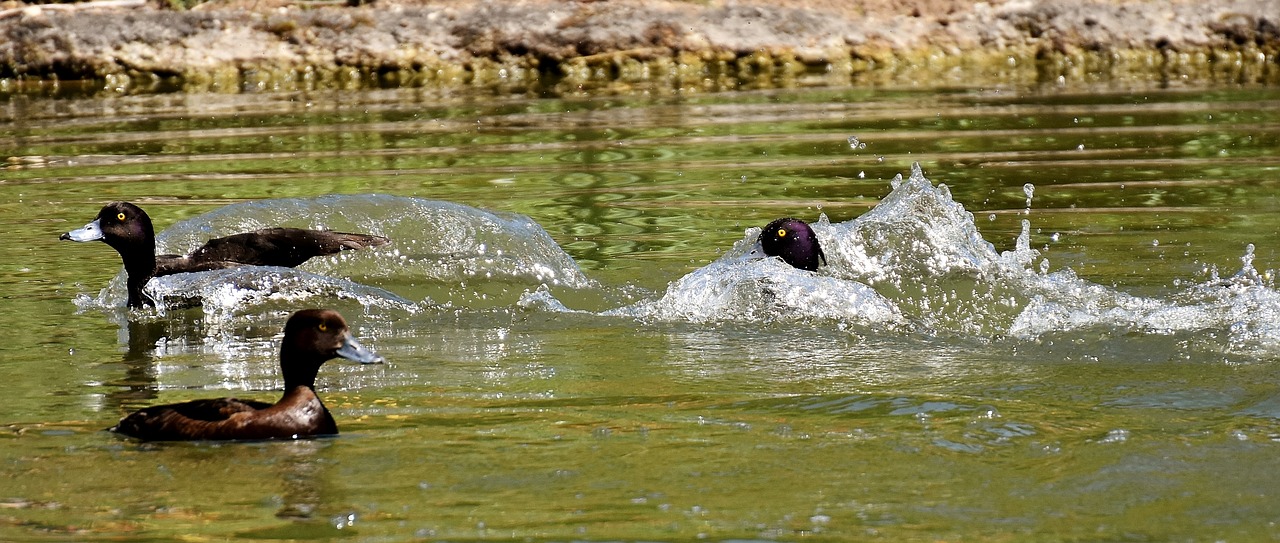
{"left": 3, "top": 83, "right": 1280, "bottom": 541}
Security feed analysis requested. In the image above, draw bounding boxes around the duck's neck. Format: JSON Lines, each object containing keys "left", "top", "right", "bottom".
{"left": 119, "top": 247, "right": 157, "bottom": 309}
{"left": 280, "top": 348, "right": 323, "bottom": 391}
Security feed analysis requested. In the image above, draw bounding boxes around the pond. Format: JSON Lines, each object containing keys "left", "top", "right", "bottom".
{"left": 2, "top": 82, "right": 1280, "bottom": 540}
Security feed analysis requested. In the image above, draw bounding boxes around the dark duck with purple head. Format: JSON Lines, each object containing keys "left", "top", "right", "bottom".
{"left": 60, "top": 201, "right": 391, "bottom": 308}
{"left": 742, "top": 217, "right": 827, "bottom": 271}
{"left": 110, "top": 309, "right": 384, "bottom": 441}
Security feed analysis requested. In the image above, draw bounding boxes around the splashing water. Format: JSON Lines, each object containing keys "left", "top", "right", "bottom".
{"left": 79, "top": 195, "right": 593, "bottom": 321}
{"left": 605, "top": 255, "right": 902, "bottom": 326}
{"left": 162, "top": 194, "right": 592, "bottom": 289}
{"left": 595, "top": 164, "right": 1280, "bottom": 357}
{"left": 74, "top": 174, "right": 1280, "bottom": 359}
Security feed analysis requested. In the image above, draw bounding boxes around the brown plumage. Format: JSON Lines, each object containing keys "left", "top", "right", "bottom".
{"left": 110, "top": 309, "right": 384, "bottom": 441}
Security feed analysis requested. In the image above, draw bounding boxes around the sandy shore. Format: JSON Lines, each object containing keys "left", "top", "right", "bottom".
{"left": 1, "top": 0, "right": 1276, "bottom": 93}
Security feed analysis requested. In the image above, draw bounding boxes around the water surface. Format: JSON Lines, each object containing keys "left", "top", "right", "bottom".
{"left": 2, "top": 83, "right": 1280, "bottom": 540}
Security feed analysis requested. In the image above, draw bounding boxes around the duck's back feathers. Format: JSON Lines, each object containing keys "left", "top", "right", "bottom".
{"left": 156, "top": 228, "right": 391, "bottom": 277}
{"left": 110, "top": 389, "right": 337, "bottom": 441}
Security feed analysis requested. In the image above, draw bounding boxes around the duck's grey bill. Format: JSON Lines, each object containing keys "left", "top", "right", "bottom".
{"left": 62, "top": 219, "right": 104, "bottom": 242}
{"left": 337, "top": 333, "right": 384, "bottom": 364}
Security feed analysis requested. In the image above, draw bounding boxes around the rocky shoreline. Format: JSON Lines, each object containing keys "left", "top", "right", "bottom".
{"left": 1, "top": 0, "right": 1277, "bottom": 94}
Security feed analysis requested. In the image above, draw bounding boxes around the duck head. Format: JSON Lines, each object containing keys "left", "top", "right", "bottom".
{"left": 60, "top": 202, "right": 158, "bottom": 308}
{"left": 280, "top": 309, "right": 384, "bottom": 391}
{"left": 741, "top": 217, "right": 827, "bottom": 271}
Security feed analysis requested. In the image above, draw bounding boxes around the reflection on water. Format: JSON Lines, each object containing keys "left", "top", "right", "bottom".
{"left": 2, "top": 83, "right": 1280, "bottom": 540}
{"left": 103, "top": 319, "right": 168, "bottom": 409}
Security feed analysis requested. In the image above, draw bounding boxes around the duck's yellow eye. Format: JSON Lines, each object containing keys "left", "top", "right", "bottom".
{"left": 777, "top": 228, "right": 787, "bottom": 238}
{"left": 317, "top": 323, "right": 328, "bottom": 332}
{"left": 116, "top": 212, "right": 126, "bottom": 221}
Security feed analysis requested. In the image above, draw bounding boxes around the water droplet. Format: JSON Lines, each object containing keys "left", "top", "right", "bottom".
{"left": 1241, "top": 243, "right": 1256, "bottom": 272}
{"left": 846, "top": 136, "right": 860, "bottom": 149}
{"left": 1016, "top": 219, "right": 1031, "bottom": 251}
{"left": 1099, "top": 429, "right": 1129, "bottom": 443}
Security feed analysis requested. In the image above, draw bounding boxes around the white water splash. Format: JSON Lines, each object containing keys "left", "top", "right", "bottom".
{"left": 592, "top": 163, "right": 1280, "bottom": 356}
{"left": 163, "top": 194, "right": 592, "bottom": 289}
{"left": 74, "top": 177, "right": 1280, "bottom": 358}
{"left": 608, "top": 256, "right": 902, "bottom": 325}
{"left": 79, "top": 195, "right": 593, "bottom": 321}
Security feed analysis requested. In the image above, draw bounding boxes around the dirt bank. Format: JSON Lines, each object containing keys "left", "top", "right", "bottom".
{"left": 1, "top": 0, "right": 1277, "bottom": 94}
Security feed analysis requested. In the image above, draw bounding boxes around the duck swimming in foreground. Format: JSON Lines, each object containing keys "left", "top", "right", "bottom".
{"left": 110, "top": 309, "right": 383, "bottom": 441}
{"left": 742, "top": 217, "right": 827, "bottom": 271}
{"left": 60, "top": 202, "right": 391, "bottom": 308}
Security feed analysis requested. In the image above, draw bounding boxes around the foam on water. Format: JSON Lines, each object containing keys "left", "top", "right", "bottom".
{"left": 1013, "top": 250, "right": 1280, "bottom": 355}
{"left": 606, "top": 253, "right": 902, "bottom": 326}
{"left": 150, "top": 267, "right": 419, "bottom": 317}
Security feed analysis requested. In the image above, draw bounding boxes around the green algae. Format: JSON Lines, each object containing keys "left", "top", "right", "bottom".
{"left": 1, "top": 43, "right": 1276, "bottom": 97}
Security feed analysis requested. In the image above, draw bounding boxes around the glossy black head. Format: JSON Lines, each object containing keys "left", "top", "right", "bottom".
{"left": 61, "top": 201, "right": 158, "bottom": 308}
{"left": 754, "top": 217, "right": 827, "bottom": 271}
{"left": 61, "top": 202, "right": 156, "bottom": 253}
{"left": 280, "top": 309, "right": 383, "bottom": 390}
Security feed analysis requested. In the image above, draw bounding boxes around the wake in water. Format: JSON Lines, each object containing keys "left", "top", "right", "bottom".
{"left": 74, "top": 172, "right": 1280, "bottom": 357}
{"left": 76, "top": 194, "right": 594, "bottom": 318}
{"left": 594, "top": 163, "right": 1280, "bottom": 357}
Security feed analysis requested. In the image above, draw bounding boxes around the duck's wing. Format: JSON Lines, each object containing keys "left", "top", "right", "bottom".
{"left": 167, "top": 397, "right": 274, "bottom": 420}
{"left": 182, "top": 228, "right": 390, "bottom": 270}
{"left": 154, "top": 254, "right": 242, "bottom": 276}
{"left": 110, "top": 397, "right": 274, "bottom": 441}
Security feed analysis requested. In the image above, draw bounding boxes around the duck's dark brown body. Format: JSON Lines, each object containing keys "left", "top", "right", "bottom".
{"left": 109, "top": 309, "right": 383, "bottom": 442}
{"left": 111, "top": 387, "right": 336, "bottom": 441}
{"left": 155, "top": 227, "right": 389, "bottom": 276}
{"left": 61, "top": 202, "right": 390, "bottom": 308}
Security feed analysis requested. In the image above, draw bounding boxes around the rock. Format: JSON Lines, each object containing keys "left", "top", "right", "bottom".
{"left": 0, "top": 0, "right": 1276, "bottom": 93}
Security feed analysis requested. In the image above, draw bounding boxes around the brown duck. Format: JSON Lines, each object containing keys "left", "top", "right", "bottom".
{"left": 110, "top": 309, "right": 384, "bottom": 441}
